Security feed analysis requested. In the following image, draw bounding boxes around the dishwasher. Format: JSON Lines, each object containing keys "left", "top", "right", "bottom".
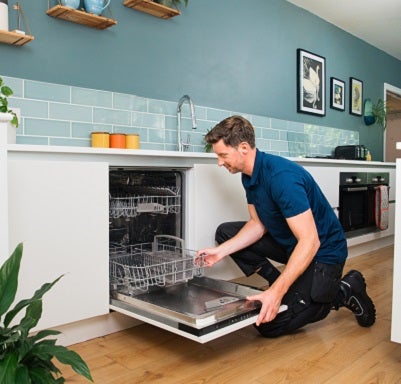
{"left": 108, "top": 168, "right": 283, "bottom": 343}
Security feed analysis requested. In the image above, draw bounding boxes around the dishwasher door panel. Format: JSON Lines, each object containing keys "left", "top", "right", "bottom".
{"left": 110, "top": 277, "right": 264, "bottom": 343}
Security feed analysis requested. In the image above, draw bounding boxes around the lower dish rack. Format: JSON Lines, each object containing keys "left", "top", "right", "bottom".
{"left": 110, "top": 235, "right": 203, "bottom": 295}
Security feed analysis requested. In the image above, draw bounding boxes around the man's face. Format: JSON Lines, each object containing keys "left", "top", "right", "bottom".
{"left": 212, "top": 139, "right": 245, "bottom": 174}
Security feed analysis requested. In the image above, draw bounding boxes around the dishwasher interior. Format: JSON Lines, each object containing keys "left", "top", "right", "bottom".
{"left": 108, "top": 168, "right": 273, "bottom": 343}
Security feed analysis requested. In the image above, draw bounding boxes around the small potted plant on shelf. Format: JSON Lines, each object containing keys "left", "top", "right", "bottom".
{"left": 0, "top": 76, "right": 18, "bottom": 127}
{"left": 0, "top": 243, "right": 93, "bottom": 383}
{"left": 153, "top": 0, "right": 188, "bottom": 10}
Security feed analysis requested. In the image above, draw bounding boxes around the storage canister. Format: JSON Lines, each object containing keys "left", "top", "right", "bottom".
{"left": 126, "top": 133, "right": 140, "bottom": 149}
{"left": 110, "top": 133, "right": 126, "bottom": 149}
{"left": 0, "top": 0, "right": 8, "bottom": 31}
{"left": 91, "top": 132, "right": 109, "bottom": 148}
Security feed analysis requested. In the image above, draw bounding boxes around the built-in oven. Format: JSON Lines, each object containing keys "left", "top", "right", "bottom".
{"left": 338, "top": 172, "right": 389, "bottom": 237}
{"left": 108, "top": 168, "right": 286, "bottom": 343}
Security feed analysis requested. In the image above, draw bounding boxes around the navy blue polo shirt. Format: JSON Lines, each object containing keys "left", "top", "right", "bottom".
{"left": 242, "top": 150, "right": 347, "bottom": 264}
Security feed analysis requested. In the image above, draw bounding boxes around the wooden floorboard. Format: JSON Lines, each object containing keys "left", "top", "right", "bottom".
{"left": 58, "top": 246, "right": 401, "bottom": 383}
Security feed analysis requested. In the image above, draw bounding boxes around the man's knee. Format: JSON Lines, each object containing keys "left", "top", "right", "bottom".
{"left": 215, "top": 221, "right": 245, "bottom": 244}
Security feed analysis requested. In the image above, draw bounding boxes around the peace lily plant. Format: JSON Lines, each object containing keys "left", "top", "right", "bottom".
{"left": 0, "top": 243, "right": 93, "bottom": 383}
{"left": 0, "top": 76, "right": 19, "bottom": 127}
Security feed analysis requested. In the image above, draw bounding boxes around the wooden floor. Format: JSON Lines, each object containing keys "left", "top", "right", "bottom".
{"left": 60, "top": 246, "right": 401, "bottom": 383}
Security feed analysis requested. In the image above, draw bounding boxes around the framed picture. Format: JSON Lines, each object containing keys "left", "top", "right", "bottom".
{"left": 330, "top": 77, "right": 345, "bottom": 111}
{"left": 297, "top": 49, "right": 325, "bottom": 116}
{"left": 350, "top": 77, "right": 363, "bottom": 116}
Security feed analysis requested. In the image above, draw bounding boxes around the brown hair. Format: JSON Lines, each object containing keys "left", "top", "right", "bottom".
{"left": 205, "top": 115, "right": 256, "bottom": 148}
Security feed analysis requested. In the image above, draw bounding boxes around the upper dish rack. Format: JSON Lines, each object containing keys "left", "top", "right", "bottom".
{"left": 109, "top": 186, "right": 181, "bottom": 218}
{"left": 109, "top": 235, "right": 203, "bottom": 295}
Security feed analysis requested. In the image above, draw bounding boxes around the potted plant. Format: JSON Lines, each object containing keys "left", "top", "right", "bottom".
{"left": 364, "top": 98, "right": 387, "bottom": 129}
{"left": 372, "top": 98, "right": 387, "bottom": 129}
{"left": 153, "top": 0, "right": 188, "bottom": 10}
{"left": 0, "top": 76, "right": 19, "bottom": 128}
{"left": 0, "top": 243, "right": 93, "bottom": 383}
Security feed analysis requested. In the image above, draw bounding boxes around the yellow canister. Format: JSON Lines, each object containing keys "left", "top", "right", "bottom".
{"left": 110, "top": 133, "right": 126, "bottom": 149}
{"left": 126, "top": 133, "right": 140, "bottom": 149}
{"left": 91, "top": 132, "right": 109, "bottom": 148}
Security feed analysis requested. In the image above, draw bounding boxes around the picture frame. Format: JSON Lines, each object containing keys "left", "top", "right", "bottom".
{"left": 330, "top": 77, "right": 345, "bottom": 111}
{"left": 297, "top": 48, "right": 326, "bottom": 116}
{"left": 349, "top": 77, "right": 363, "bottom": 116}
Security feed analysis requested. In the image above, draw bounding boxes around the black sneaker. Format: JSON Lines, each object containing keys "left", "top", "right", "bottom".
{"left": 340, "top": 270, "right": 376, "bottom": 327}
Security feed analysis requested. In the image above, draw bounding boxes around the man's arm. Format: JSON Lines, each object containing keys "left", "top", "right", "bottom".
{"left": 196, "top": 204, "right": 265, "bottom": 267}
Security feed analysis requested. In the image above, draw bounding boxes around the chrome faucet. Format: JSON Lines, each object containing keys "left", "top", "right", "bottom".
{"left": 177, "top": 95, "right": 197, "bottom": 151}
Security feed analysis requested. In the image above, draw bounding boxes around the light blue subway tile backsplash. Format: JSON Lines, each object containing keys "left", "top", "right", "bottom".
{"left": 3, "top": 76, "right": 23, "bottom": 97}
{"left": 49, "top": 103, "right": 92, "bottom": 122}
{"left": 72, "top": 87, "right": 112, "bottom": 108}
{"left": 25, "top": 80, "right": 70, "bottom": 103}
{"left": 4, "top": 75, "right": 359, "bottom": 155}
{"left": 24, "top": 118, "right": 70, "bottom": 137}
{"left": 94, "top": 108, "right": 131, "bottom": 125}
{"left": 9, "top": 98, "right": 48, "bottom": 118}
{"left": 114, "top": 93, "right": 147, "bottom": 112}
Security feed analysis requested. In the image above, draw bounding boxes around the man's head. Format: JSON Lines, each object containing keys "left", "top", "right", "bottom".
{"left": 205, "top": 115, "right": 256, "bottom": 148}
{"left": 206, "top": 116, "right": 256, "bottom": 175}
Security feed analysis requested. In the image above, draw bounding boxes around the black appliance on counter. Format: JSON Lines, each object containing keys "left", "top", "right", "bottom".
{"left": 338, "top": 172, "right": 389, "bottom": 237}
{"left": 334, "top": 145, "right": 367, "bottom": 160}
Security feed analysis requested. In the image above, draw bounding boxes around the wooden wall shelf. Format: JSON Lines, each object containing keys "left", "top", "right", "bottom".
{"left": 46, "top": 5, "right": 117, "bottom": 30}
{"left": 123, "top": 0, "right": 181, "bottom": 19}
{"left": 0, "top": 30, "right": 34, "bottom": 46}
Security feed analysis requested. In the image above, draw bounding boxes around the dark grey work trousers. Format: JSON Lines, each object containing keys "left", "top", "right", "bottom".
{"left": 215, "top": 221, "right": 344, "bottom": 338}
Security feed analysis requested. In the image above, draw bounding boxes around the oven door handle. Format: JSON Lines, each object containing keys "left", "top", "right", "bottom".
{"left": 342, "top": 186, "right": 368, "bottom": 192}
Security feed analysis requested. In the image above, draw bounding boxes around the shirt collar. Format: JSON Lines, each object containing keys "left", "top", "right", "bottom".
{"left": 242, "top": 148, "right": 262, "bottom": 188}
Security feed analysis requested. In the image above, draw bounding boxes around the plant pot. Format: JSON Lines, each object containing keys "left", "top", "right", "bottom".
{"left": 0, "top": 112, "right": 16, "bottom": 144}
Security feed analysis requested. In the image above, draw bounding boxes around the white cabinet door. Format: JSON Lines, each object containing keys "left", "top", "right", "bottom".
{"left": 185, "top": 164, "right": 249, "bottom": 280}
{"left": 8, "top": 160, "right": 109, "bottom": 331}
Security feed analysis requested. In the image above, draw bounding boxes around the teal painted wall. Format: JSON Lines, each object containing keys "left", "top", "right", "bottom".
{"left": 1, "top": 0, "right": 400, "bottom": 159}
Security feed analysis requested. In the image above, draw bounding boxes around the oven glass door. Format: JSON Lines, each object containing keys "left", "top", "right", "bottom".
{"left": 339, "top": 185, "right": 369, "bottom": 232}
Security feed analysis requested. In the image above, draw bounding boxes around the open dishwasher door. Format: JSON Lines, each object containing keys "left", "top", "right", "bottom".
{"left": 109, "top": 235, "right": 286, "bottom": 343}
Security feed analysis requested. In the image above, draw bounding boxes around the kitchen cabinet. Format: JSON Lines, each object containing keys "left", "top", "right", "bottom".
{"left": 7, "top": 159, "right": 109, "bottom": 330}
{"left": 186, "top": 164, "right": 248, "bottom": 280}
{"left": 2, "top": 145, "right": 396, "bottom": 344}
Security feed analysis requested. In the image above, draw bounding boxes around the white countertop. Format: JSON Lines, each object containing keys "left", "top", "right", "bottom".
{"left": 6, "top": 144, "right": 395, "bottom": 168}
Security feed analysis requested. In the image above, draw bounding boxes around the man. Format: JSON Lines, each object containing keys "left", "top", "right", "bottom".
{"left": 197, "top": 115, "right": 375, "bottom": 338}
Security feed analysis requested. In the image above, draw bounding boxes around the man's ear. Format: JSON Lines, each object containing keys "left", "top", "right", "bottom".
{"left": 238, "top": 141, "right": 250, "bottom": 153}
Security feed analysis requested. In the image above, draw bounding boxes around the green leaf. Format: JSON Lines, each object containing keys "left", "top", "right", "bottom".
{"left": 0, "top": 243, "right": 23, "bottom": 320}
{"left": 1, "top": 85, "right": 13, "bottom": 97}
{"left": 15, "top": 365, "right": 30, "bottom": 384}
{"left": 0, "top": 352, "right": 18, "bottom": 384}
{"left": 47, "top": 345, "right": 93, "bottom": 382}
{"left": 4, "top": 274, "right": 63, "bottom": 327}
{"left": 30, "top": 329, "right": 61, "bottom": 343}
{"left": 18, "top": 299, "right": 43, "bottom": 336}
{"left": 29, "top": 366, "right": 61, "bottom": 384}
{"left": 11, "top": 114, "right": 18, "bottom": 127}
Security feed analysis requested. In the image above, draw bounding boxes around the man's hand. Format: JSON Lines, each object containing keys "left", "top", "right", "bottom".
{"left": 246, "top": 289, "right": 283, "bottom": 326}
{"left": 196, "top": 248, "right": 225, "bottom": 267}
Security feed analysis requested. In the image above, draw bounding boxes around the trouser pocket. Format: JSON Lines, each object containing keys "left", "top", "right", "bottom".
{"left": 311, "top": 262, "right": 343, "bottom": 303}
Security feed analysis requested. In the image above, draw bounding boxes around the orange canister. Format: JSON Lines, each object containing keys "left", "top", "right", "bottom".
{"left": 110, "top": 133, "right": 126, "bottom": 149}
{"left": 126, "top": 133, "right": 140, "bottom": 149}
{"left": 91, "top": 132, "right": 109, "bottom": 148}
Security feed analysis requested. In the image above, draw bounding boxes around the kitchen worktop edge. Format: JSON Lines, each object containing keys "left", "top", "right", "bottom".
{"left": 6, "top": 144, "right": 395, "bottom": 167}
